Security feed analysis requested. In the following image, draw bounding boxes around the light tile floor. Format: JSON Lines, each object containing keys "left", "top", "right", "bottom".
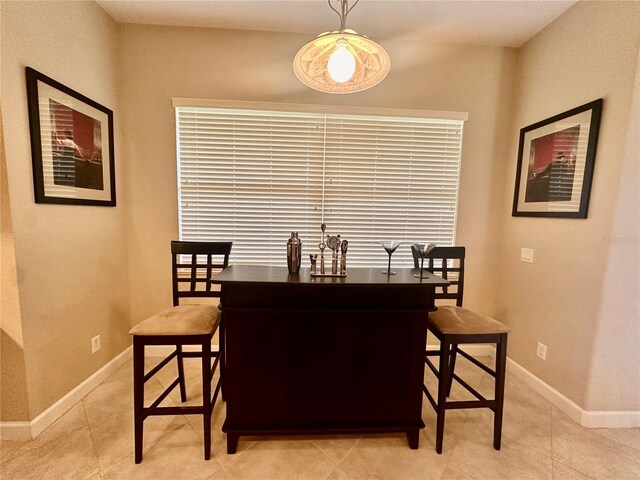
{"left": 1, "top": 356, "right": 639, "bottom": 480}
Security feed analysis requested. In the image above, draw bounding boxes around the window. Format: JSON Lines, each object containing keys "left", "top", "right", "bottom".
{"left": 176, "top": 102, "right": 465, "bottom": 268}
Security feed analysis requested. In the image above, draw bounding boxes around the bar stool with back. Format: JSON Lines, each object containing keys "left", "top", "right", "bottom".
{"left": 129, "top": 241, "right": 232, "bottom": 463}
{"left": 412, "top": 246, "right": 509, "bottom": 454}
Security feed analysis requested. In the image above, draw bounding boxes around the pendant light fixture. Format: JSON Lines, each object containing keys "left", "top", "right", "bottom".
{"left": 293, "top": 0, "right": 390, "bottom": 94}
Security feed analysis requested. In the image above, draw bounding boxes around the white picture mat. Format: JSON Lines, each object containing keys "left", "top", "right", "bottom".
{"left": 37, "top": 81, "right": 111, "bottom": 201}
{"left": 516, "top": 110, "right": 592, "bottom": 213}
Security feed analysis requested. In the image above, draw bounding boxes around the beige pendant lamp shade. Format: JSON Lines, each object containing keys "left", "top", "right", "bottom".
{"left": 293, "top": 1, "right": 390, "bottom": 94}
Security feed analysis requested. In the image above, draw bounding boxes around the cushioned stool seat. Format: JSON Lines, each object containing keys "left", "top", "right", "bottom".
{"left": 129, "top": 305, "right": 220, "bottom": 336}
{"left": 429, "top": 306, "right": 509, "bottom": 336}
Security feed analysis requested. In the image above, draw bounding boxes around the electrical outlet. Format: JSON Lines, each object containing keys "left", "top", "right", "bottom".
{"left": 536, "top": 342, "right": 547, "bottom": 360}
{"left": 521, "top": 248, "right": 534, "bottom": 263}
{"left": 91, "top": 335, "right": 101, "bottom": 354}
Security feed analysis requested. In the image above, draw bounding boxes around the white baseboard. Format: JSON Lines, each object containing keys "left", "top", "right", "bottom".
{"left": 581, "top": 410, "right": 640, "bottom": 428}
{"left": 0, "top": 421, "right": 32, "bottom": 442}
{"left": 505, "top": 355, "right": 640, "bottom": 429}
{"left": 0, "top": 346, "right": 132, "bottom": 441}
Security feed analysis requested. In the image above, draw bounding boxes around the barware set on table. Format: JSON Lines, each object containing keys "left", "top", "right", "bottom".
{"left": 287, "top": 225, "right": 435, "bottom": 278}
{"left": 307, "top": 223, "right": 348, "bottom": 276}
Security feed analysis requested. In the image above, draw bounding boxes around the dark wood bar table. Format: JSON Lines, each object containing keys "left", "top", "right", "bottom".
{"left": 216, "top": 265, "right": 449, "bottom": 453}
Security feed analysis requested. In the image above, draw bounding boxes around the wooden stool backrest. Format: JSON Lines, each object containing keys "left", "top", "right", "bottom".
{"left": 411, "top": 246, "right": 465, "bottom": 307}
{"left": 171, "top": 241, "right": 232, "bottom": 306}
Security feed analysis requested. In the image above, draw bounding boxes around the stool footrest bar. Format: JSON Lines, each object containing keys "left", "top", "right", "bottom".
{"left": 425, "top": 357, "right": 439, "bottom": 378}
{"left": 144, "top": 405, "right": 203, "bottom": 417}
{"left": 445, "top": 400, "right": 496, "bottom": 410}
{"left": 209, "top": 355, "right": 220, "bottom": 381}
{"left": 144, "top": 350, "right": 178, "bottom": 382}
{"left": 149, "top": 378, "right": 180, "bottom": 410}
{"left": 457, "top": 349, "right": 496, "bottom": 377}
{"left": 181, "top": 350, "right": 220, "bottom": 358}
{"left": 423, "top": 384, "right": 437, "bottom": 410}
{"left": 451, "top": 373, "right": 487, "bottom": 402}
{"left": 210, "top": 377, "right": 222, "bottom": 412}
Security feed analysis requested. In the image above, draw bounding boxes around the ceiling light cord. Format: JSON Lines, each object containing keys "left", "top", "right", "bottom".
{"left": 327, "top": 0, "right": 359, "bottom": 31}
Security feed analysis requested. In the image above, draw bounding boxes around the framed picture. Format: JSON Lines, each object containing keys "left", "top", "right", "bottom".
{"left": 26, "top": 67, "right": 115, "bottom": 206}
{"left": 512, "top": 99, "right": 602, "bottom": 218}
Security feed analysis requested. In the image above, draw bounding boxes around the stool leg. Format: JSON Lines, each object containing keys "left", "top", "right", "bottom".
{"left": 133, "top": 338, "right": 145, "bottom": 464}
{"left": 493, "top": 334, "right": 508, "bottom": 450}
{"left": 436, "top": 338, "right": 451, "bottom": 454}
{"left": 446, "top": 344, "right": 458, "bottom": 397}
{"left": 176, "top": 344, "right": 187, "bottom": 402}
{"left": 202, "top": 339, "right": 212, "bottom": 460}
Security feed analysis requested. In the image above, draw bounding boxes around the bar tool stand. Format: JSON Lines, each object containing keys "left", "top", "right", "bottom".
{"left": 311, "top": 224, "right": 347, "bottom": 277}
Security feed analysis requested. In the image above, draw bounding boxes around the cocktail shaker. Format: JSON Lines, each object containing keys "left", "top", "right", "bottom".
{"left": 287, "top": 232, "right": 302, "bottom": 273}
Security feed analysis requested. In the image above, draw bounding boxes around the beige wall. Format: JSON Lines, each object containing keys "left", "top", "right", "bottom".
{"left": 1, "top": 116, "right": 31, "bottom": 422}
{"left": 495, "top": 1, "right": 640, "bottom": 409}
{"left": 118, "top": 24, "right": 517, "bottom": 325}
{"left": 585, "top": 44, "right": 640, "bottom": 412}
{"left": 0, "top": 0, "right": 131, "bottom": 420}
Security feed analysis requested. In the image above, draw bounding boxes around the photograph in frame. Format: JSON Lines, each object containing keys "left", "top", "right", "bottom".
{"left": 26, "top": 67, "right": 116, "bottom": 206}
{"left": 512, "top": 99, "right": 602, "bottom": 218}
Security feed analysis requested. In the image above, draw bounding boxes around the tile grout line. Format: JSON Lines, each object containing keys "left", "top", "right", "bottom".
{"left": 332, "top": 435, "right": 363, "bottom": 474}
{"left": 82, "top": 372, "right": 134, "bottom": 474}
{"left": 553, "top": 458, "right": 598, "bottom": 480}
{"left": 81, "top": 399, "right": 103, "bottom": 480}
{"left": 210, "top": 439, "right": 231, "bottom": 480}
{"left": 308, "top": 433, "right": 364, "bottom": 472}
{"left": 308, "top": 439, "right": 343, "bottom": 469}
{"left": 550, "top": 403, "right": 555, "bottom": 464}
{"left": 441, "top": 459, "right": 482, "bottom": 480}
{"left": 321, "top": 464, "right": 340, "bottom": 480}
{"left": 588, "top": 428, "right": 640, "bottom": 452}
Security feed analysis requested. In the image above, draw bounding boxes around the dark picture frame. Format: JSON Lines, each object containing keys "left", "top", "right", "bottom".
{"left": 26, "top": 67, "right": 116, "bottom": 206}
{"left": 512, "top": 99, "right": 602, "bottom": 218}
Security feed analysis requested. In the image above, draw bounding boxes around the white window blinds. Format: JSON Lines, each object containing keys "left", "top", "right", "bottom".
{"left": 176, "top": 106, "right": 464, "bottom": 268}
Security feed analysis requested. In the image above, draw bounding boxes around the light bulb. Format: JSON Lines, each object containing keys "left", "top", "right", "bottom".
{"left": 327, "top": 40, "right": 356, "bottom": 83}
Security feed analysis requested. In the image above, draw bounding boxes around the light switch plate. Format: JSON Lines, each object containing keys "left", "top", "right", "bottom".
{"left": 91, "top": 335, "right": 101, "bottom": 353}
{"left": 536, "top": 342, "right": 547, "bottom": 360}
{"left": 521, "top": 248, "right": 534, "bottom": 263}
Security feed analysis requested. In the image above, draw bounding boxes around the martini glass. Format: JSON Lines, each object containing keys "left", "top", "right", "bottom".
{"left": 380, "top": 241, "right": 401, "bottom": 275}
{"left": 412, "top": 243, "right": 436, "bottom": 279}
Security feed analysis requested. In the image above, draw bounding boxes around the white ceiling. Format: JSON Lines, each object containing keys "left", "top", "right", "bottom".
{"left": 97, "top": 0, "right": 577, "bottom": 48}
